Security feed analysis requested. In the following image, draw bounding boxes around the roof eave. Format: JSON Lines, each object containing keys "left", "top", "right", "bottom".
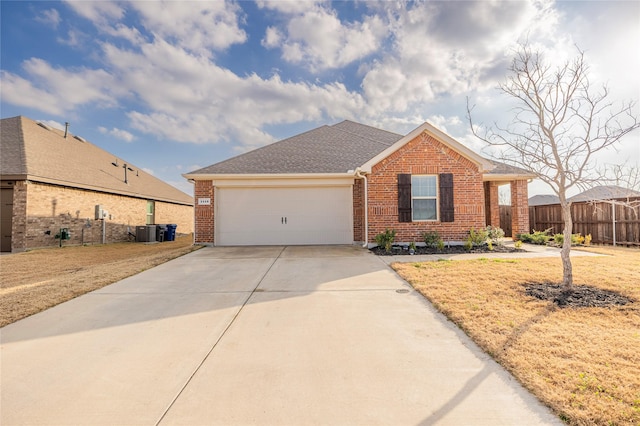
{"left": 483, "top": 173, "right": 537, "bottom": 182}
{"left": 22, "top": 175, "right": 193, "bottom": 206}
{"left": 182, "top": 172, "right": 356, "bottom": 180}
{"left": 359, "top": 122, "right": 494, "bottom": 173}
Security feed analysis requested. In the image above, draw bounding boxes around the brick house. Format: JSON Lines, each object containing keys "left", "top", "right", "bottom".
{"left": 1, "top": 116, "right": 194, "bottom": 252}
{"left": 183, "top": 120, "right": 534, "bottom": 246}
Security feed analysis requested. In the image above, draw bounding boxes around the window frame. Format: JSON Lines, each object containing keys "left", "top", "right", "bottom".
{"left": 411, "top": 175, "right": 439, "bottom": 222}
{"left": 146, "top": 200, "right": 155, "bottom": 225}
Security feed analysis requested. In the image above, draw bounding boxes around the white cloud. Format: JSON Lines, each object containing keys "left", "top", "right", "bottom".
{"left": 57, "top": 29, "right": 86, "bottom": 47}
{"left": 35, "top": 8, "right": 61, "bottom": 28}
{"left": 130, "top": 1, "right": 247, "bottom": 55}
{"left": 261, "top": 4, "right": 388, "bottom": 71}
{"left": 37, "top": 119, "right": 66, "bottom": 131}
{"left": 63, "top": 1, "right": 125, "bottom": 24}
{"left": 262, "top": 26, "right": 282, "bottom": 49}
{"left": 98, "top": 126, "right": 135, "bottom": 142}
{"left": 142, "top": 167, "right": 154, "bottom": 176}
{"left": 255, "top": 1, "right": 321, "bottom": 15}
{"left": 360, "top": 0, "right": 564, "bottom": 112}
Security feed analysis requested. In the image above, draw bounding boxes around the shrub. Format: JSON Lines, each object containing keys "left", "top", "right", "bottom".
{"left": 485, "top": 226, "right": 505, "bottom": 245}
{"left": 553, "top": 233, "right": 564, "bottom": 246}
{"left": 468, "top": 227, "right": 489, "bottom": 247}
{"left": 516, "top": 229, "right": 551, "bottom": 245}
{"left": 584, "top": 234, "right": 592, "bottom": 246}
{"left": 463, "top": 239, "right": 473, "bottom": 251}
{"left": 436, "top": 240, "right": 445, "bottom": 252}
{"left": 422, "top": 231, "right": 443, "bottom": 248}
{"left": 514, "top": 240, "right": 523, "bottom": 249}
{"left": 374, "top": 228, "right": 396, "bottom": 253}
{"left": 553, "top": 233, "right": 586, "bottom": 246}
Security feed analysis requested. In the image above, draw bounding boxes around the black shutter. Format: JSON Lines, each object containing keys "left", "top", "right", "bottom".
{"left": 439, "top": 173, "right": 454, "bottom": 222}
{"left": 398, "top": 174, "right": 412, "bottom": 223}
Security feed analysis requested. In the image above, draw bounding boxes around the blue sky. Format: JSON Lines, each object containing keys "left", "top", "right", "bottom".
{"left": 2, "top": 0, "right": 639, "bottom": 196}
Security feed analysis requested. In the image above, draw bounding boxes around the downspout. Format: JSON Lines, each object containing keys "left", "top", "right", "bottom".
{"left": 354, "top": 168, "right": 369, "bottom": 248}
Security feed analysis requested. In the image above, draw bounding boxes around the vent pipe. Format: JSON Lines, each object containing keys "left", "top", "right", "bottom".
{"left": 64, "top": 122, "right": 70, "bottom": 138}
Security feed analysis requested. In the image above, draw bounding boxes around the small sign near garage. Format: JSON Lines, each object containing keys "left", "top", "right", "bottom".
{"left": 198, "top": 198, "right": 211, "bottom": 206}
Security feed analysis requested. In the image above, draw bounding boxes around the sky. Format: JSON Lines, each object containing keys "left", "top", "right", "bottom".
{"left": 2, "top": 0, "right": 639, "bottom": 197}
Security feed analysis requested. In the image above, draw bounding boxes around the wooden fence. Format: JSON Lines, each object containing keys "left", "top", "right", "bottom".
{"left": 499, "top": 205, "right": 512, "bottom": 237}
{"left": 527, "top": 197, "right": 640, "bottom": 246}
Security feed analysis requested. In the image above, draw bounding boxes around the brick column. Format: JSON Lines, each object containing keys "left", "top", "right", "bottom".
{"left": 194, "top": 180, "right": 214, "bottom": 244}
{"left": 484, "top": 181, "right": 500, "bottom": 227}
{"left": 510, "top": 180, "right": 530, "bottom": 237}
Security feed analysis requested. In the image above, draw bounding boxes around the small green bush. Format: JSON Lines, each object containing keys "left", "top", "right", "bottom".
{"left": 375, "top": 228, "right": 396, "bottom": 253}
{"left": 422, "top": 231, "right": 443, "bottom": 248}
{"left": 463, "top": 239, "right": 473, "bottom": 251}
{"left": 553, "top": 233, "right": 586, "bottom": 246}
{"left": 468, "top": 227, "right": 489, "bottom": 247}
{"left": 516, "top": 229, "right": 551, "bottom": 245}
{"left": 436, "top": 240, "right": 445, "bottom": 252}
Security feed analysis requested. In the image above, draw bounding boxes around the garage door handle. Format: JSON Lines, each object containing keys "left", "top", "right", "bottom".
{"left": 285, "top": 217, "right": 287, "bottom": 224}
{"left": 281, "top": 217, "right": 287, "bottom": 224}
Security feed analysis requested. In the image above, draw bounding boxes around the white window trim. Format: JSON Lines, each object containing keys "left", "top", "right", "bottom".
{"left": 411, "top": 175, "right": 439, "bottom": 222}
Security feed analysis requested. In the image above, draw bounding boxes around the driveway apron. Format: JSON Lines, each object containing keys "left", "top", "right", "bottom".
{"left": 1, "top": 246, "right": 561, "bottom": 425}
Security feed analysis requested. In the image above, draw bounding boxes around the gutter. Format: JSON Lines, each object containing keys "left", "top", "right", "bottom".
{"left": 354, "top": 167, "right": 369, "bottom": 248}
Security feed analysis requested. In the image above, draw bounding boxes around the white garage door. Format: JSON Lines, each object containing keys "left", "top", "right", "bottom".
{"left": 217, "top": 186, "right": 353, "bottom": 245}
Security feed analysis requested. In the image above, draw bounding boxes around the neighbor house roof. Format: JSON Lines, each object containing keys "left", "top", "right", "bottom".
{"left": 184, "top": 120, "right": 534, "bottom": 181}
{"left": 568, "top": 185, "right": 640, "bottom": 203}
{"left": 528, "top": 194, "right": 560, "bottom": 206}
{"left": 1, "top": 116, "right": 192, "bottom": 205}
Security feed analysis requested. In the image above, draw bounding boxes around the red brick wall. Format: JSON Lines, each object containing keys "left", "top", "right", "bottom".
{"left": 194, "top": 180, "right": 214, "bottom": 244}
{"left": 352, "top": 178, "right": 365, "bottom": 242}
{"left": 511, "top": 179, "right": 529, "bottom": 236}
{"left": 484, "top": 181, "right": 500, "bottom": 227}
{"left": 366, "top": 132, "right": 486, "bottom": 244}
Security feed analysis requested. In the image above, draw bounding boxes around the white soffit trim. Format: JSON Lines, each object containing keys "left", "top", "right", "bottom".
{"left": 483, "top": 173, "right": 537, "bottom": 182}
{"left": 359, "top": 122, "right": 494, "bottom": 173}
{"left": 182, "top": 173, "right": 355, "bottom": 188}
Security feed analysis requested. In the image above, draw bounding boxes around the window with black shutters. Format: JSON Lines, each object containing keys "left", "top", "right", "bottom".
{"left": 397, "top": 173, "right": 455, "bottom": 223}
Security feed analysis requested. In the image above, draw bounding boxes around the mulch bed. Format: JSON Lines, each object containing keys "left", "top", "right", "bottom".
{"left": 525, "top": 282, "right": 634, "bottom": 308}
{"left": 370, "top": 244, "right": 522, "bottom": 256}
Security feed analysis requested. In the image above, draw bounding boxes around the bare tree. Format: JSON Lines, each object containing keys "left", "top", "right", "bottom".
{"left": 601, "top": 162, "right": 640, "bottom": 192}
{"left": 468, "top": 42, "right": 640, "bottom": 290}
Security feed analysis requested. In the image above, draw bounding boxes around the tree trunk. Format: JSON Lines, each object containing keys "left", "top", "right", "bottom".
{"left": 560, "top": 202, "right": 573, "bottom": 290}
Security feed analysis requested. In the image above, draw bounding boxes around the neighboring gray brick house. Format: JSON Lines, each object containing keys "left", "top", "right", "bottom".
{"left": 1, "top": 116, "right": 194, "bottom": 252}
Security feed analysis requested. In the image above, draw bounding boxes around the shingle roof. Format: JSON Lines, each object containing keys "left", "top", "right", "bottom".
{"left": 569, "top": 185, "right": 640, "bottom": 203}
{"left": 528, "top": 194, "right": 560, "bottom": 206}
{"left": 188, "top": 120, "right": 403, "bottom": 175}
{"left": 1, "top": 116, "right": 192, "bottom": 205}
{"left": 485, "top": 160, "right": 535, "bottom": 176}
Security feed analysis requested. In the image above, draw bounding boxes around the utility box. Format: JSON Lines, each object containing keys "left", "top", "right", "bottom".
{"left": 136, "top": 225, "right": 157, "bottom": 242}
{"left": 95, "top": 205, "right": 104, "bottom": 220}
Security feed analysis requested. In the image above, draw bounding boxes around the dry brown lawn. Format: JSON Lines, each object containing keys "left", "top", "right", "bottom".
{"left": 393, "top": 246, "right": 640, "bottom": 426}
{"left": 0, "top": 236, "right": 201, "bottom": 327}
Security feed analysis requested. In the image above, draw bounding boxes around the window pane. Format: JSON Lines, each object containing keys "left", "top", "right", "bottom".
{"left": 412, "top": 176, "right": 436, "bottom": 197}
{"left": 413, "top": 199, "right": 437, "bottom": 220}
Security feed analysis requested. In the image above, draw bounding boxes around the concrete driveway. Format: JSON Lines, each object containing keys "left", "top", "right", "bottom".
{"left": 1, "top": 246, "right": 560, "bottom": 425}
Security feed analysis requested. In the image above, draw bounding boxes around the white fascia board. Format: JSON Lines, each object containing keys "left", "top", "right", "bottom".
{"left": 182, "top": 173, "right": 356, "bottom": 188}
{"left": 359, "top": 122, "right": 494, "bottom": 173}
{"left": 483, "top": 173, "right": 537, "bottom": 182}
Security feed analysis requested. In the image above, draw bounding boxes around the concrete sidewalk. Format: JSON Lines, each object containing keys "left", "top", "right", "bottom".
{"left": 1, "top": 245, "right": 561, "bottom": 425}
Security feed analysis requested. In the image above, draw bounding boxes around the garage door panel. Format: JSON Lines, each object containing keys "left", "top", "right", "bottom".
{"left": 217, "top": 186, "right": 353, "bottom": 246}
